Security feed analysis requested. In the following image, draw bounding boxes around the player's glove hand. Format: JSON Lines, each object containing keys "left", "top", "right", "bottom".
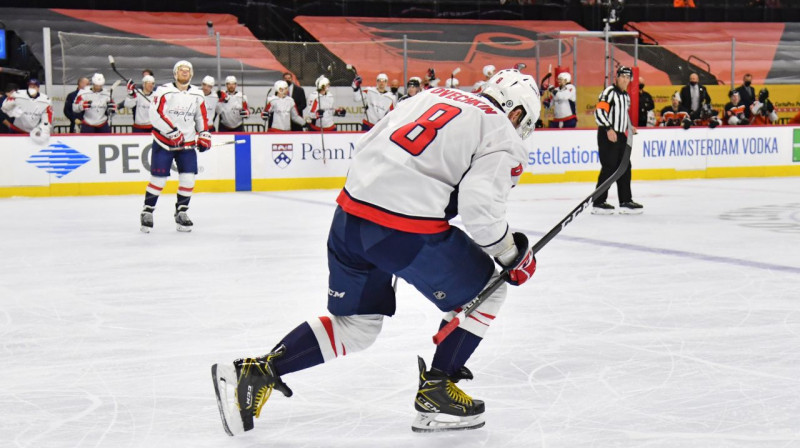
{"left": 126, "top": 80, "right": 136, "bottom": 97}
{"left": 197, "top": 131, "right": 212, "bottom": 152}
{"left": 163, "top": 127, "right": 184, "bottom": 148}
{"left": 217, "top": 90, "right": 228, "bottom": 102}
{"left": 334, "top": 107, "right": 346, "bottom": 117}
{"left": 682, "top": 118, "right": 691, "bottom": 130}
{"left": 240, "top": 108, "right": 250, "bottom": 118}
{"left": 316, "top": 109, "right": 325, "bottom": 119}
{"left": 495, "top": 232, "right": 537, "bottom": 286}
{"left": 107, "top": 103, "right": 117, "bottom": 115}
{"left": 261, "top": 110, "right": 272, "bottom": 120}
{"left": 82, "top": 100, "right": 92, "bottom": 110}
{"left": 426, "top": 68, "right": 436, "bottom": 81}
{"left": 352, "top": 76, "right": 362, "bottom": 91}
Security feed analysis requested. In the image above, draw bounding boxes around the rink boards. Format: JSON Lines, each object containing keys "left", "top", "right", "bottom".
{"left": 0, "top": 126, "right": 798, "bottom": 197}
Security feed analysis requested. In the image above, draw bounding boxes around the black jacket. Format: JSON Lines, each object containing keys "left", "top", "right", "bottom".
{"left": 64, "top": 88, "right": 84, "bottom": 132}
{"left": 638, "top": 90, "right": 655, "bottom": 127}
{"left": 288, "top": 83, "right": 307, "bottom": 131}
{"left": 679, "top": 84, "right": 712, "bottom": 118}
{"left": 735, "top": 84, "right": 756, "bottom": 109}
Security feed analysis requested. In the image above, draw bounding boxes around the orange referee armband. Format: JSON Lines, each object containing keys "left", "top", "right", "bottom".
{"left": 596, "top": 101, "right": 610, "bottom": 113}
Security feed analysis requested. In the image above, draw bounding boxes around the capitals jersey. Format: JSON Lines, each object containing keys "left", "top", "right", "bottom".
{"left": 2, "top": 90, "right": 52, "bottom": 133}
{"left": 123, "top": 91, "right": 154, "bottom": 129}
{"left": 308, "top": 91, "right": 336, "bottom": 130}
{"left": 356, "top": 87, "right": 395, "bottom": 126}
{"left": 72, "top": 87, "right": 114, "bottom": 127}
{"left": 204, "top": 93, "right": 219, "bottom": 128}
{"left": 337, "top": 87, "right": 527, "bottom": 250}
{"left": 149, "top": 83, "right": 208, "bottom": 150}
{"left": 217, "top": 90, "right": 247, "bottom": 129}
{"left": 547, "top": 84, "right": 577, "bottom": 121}
{"left": 266, "top": 95, "right": 305, "bottom": 131}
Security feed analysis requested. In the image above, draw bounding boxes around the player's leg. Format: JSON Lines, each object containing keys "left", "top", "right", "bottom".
{"left": 173, "top": 149, "right": 198, "bottom": 231}
{"left": 592, "top": 129, "right": 617, "bottom": 214}
{"left": 140, "top": 143, "right": 173, "bottom": 233}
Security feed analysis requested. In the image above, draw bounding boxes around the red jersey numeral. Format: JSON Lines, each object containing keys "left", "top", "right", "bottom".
{"left": 390, "top": 103, "right": 462, "bottom": 156}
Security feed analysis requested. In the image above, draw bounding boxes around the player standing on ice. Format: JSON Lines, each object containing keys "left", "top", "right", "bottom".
{"left": 212, "top": 69, "right": 540, "bottom": 435}
{"left": 262, "top": 80, "right": 307, "bottom": 132}
{"left": 72, "top": 73, "right": 117, "bottom": 133}
{"left": 352, "top": 72, "right": 396, "bottom": 130}
{"left": 139, "top": 60, "right": 211, "bottom": 233}
{"left": 123, "top": 74, "right": 156, "bottom": 133}
{"left": 1, "top": 78, "right": 52, "bottom": 143}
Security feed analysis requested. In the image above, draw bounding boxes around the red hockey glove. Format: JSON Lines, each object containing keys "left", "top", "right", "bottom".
{"left": 82, "top": 100, "right": 92, "bottom": 110}
{"left": 316, "top": 109, "right": 325, "bottom": 119}
{"left": 352, "top": 75, "right": 362, "bottom": 91}
{"left": 126, "top": 80, "right": 136, "bottom": 97}
{"left": 163, "top": 127, "right": 184, "bottom": 148}
{"left": 107, "top": 102, "right": 117, "bottom": 115}
{"left": 261, "top": 110, "right": 271, "bottom": 120}
{"left": 217, "top": 90, "right": 228, "bottom": 102}
{"left": 334, "top": 107, "right": 346, "bottom": 117}
{"left": 197, "top": 131, "right": 212, "bottom": 152}
{"left": 426, "top": 68, "right": 436, "bottom": 81}
{"left": 239, "top": 108, "right": 250, "bottom": 118}
{"left": 496, "top": 232, "right": 537, "bottom": 286}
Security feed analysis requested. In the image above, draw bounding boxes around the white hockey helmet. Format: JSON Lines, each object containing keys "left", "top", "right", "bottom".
{"left": 91, "top": 73, "right": 105, "bottom": 86}
{"left": 376, "top": 73, "right": 389, "bottom": 82}
{"left": 201, "top": 75, "right": 215, "bottom": 86}
{"left": 481, "top": 69, "right": 541, "bottom": 140}
{"left": 483, "top": 64, "right": 496, "bottom": 78}
{"left": 173, "top": 60, "right": 193, "bottom": 80}
{"left": 445, "top": 77, "right": 459, "bottom": 88}
{"left": 225, "top": 75, "right": 237, "bottom": 85}
{"left": 315, "top": 75, "right": 330, "bottom": 90}
{"left": 274, "top": 80, "right": 289, "bottom": 92}
{"left": 557, "top": 72, "right": 572, "bottom": 84}
{"left": 142, "top": 75, "right": 155, "bottom": 84}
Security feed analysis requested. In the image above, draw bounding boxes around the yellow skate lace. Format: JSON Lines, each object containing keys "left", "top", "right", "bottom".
{"left": 238, "top": 355, "right": 278, "bottom": 418}
{"left": 445, "top": 380, "right": 474, "bottom": 407}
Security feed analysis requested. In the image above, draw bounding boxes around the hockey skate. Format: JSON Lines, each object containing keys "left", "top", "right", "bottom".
{"left": 619, "top": 201, "right": 644, "bottom": 215}
{"left": 140, "top": 206, "right": 154, "bottom": 233}
{"left": 174, "top": 205, "right": 193, "bottom": 232}
{"left": 411, "top": 356, "right": 485, "bottom": 433}
{"left": 211, "top": 345, "right": 293, "bottom": 436}
{"left": 591, "top": 202, "right": 615, "bottom": 215}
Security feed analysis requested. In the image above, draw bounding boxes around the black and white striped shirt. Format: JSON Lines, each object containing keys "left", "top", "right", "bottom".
{"left": 595, "top": 85, "right": 630, "bottom": 133}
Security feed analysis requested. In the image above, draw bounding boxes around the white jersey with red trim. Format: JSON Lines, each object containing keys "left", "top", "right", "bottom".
{"left": 149, "top": 83, "right": 208, "bottom": 150}
{"left": 123, "top": 91, "right": 154, "bottom": 129}
{"left": 216, "top": 90, "right": 247, "bottom": 129}
{"left": 308, "top": 91, "right": 336, "bottom": 129}
{"left": 337, "top": 87, "right": 527, "bottom": 249}
{"left": 550, "top": 84, "right": 577, "bottom": 121}
{"left": 266, "top": 95, "right": 305, "bottom": 131}
{"left": 356, "top": 87, "right": 395, "bottom": 126}
{"left": 72, "top": 87, "right": 114, "bottom": 127}
{"left": 203, "top": 93, "right": 219, "bottom": 128}
{"left": 2, "top": 90, "right": 52, "bottom": 133}
{"left": 472, "top": 80, "right": 488, "bottom": 94}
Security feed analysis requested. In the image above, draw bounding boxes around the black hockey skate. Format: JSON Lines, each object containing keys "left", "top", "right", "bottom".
{"left": 140, "top": 206, "right": 154, "bottom": 233}
{"left": 619, "top": 200, "right": 644, "bottom": 215}
{"left": 211, "top": 345, "right": 293, "bottom": 436}
{"left": 174, "top": 205, "right": 193, "bottom": 232}
{"left": 412, "top": 356, "right": 485, "bottom": 433}
{"left": 591, "top": 202, "right": 615, "bottom": 215}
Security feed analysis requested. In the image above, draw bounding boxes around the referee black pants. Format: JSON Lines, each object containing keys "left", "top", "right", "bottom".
{"left": 594, "top": 128, "right": 632, "bottom": 205}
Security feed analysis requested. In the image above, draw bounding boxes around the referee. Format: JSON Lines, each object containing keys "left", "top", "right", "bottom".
{"left": 592, "top": 66, "right": 643, "bottom": 215}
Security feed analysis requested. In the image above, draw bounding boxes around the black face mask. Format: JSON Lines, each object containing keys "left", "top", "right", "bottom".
{"left": 391, "top": 87, "right": 398, "bottom": 95}
{"left": 639, "top": 83, "right": 644, "bottom": 90}
{"left": 744, "top": 80, "right": 752, "bottom": 87}
{"left": 689, "top": 81, "right": 698, "bottom": 86}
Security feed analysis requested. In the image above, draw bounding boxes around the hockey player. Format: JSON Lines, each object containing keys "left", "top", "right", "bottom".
{"left": 123, "top": 75, "right": 156, "bottom": 133}
{"left": 200, "top": 76, "right": 221, "bottom": 132}
{"left": 212, "top": 69, "right": 540, "bottom": 435}
{"left": 217, "top": 75, "right": 249, "bottom": 132}
{"left": 72, "top": 73, "right": 117, "bottom": 133}
{"left": 471, "top": 64, "right": 495, "bottom": 93}
{"left": 750, "top": 87, "right": 778, "bottom": 125}
{"left": 308, "top": 75, "right": 345, "bottom": 132}
{"left": 352, "top": 72, "right": 396, "bottom": 130}
{"left": 261, "top": 80, "right": 307, "bottom": 132}
{"left": 658, "top": 92, "right": 691, "bottom": 128}
{"left": 1, "top": 79, "right": 53, "bottom": 142}
{"left": 543, "top": 71, "right": 577, "bottom": 128}
{"left": 445, "top": 77, "right": 460, "bottom": 89}
{"left": 724, "top": 90, "right": 750, "bottom": 126}
{"left": 139, "top": 60, "right": 211, "bottom": 233}
{"left": 398, "top": 77, "right": 422, "bottom": 103}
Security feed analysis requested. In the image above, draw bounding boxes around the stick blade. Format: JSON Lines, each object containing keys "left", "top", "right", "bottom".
{"left": 108, "top": 55, "right": 115, "bottom": 65}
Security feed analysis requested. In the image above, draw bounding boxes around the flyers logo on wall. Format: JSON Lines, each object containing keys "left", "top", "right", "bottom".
{"left": 272, "top": 143, "right": 293, "bottom": 168}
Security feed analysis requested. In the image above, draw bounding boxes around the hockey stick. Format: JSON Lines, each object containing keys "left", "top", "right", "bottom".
{"left": 450, "top": 67, "right": 461, "bottom": 89}
{"left": 107, "top": 55, "right": 146, "bottom": 97}
{"left": 212, "top": 138, "right": 246, "bottom": 149}
{"left": 432, "top": 133, "right": 634, "bottom": 345}
{"left": 346, "top": 64, "right": 368, "bottom": 118}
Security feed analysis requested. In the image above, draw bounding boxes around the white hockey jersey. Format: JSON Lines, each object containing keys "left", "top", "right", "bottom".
{"left": 265, "top": 95, "right": 305, "bottom": 131}
{"left": 355, "top": 87, "right": 395, "bottom": 126}
{"left": 72, "top": 87, "right": 115, "bottom": 127}
{"left": 203, "top": 93, "right": 219, "bottom": 128}
{"left": 472, "top": 80, "right": 488, "bottom": 94}
{"left": 123, "top": 91, "right": 154, "bottom": 129}
{"left": 337, "top": 87, "right": 527, "bottom": 250}
{"left": 308, "top": 91, "right": 337, "bottom": 130}
{"left": 149, "top": 83, "right": 209, "bottom": 150}
{"left": 548, "top": 84, "right": 577, "bottom": 122}
{"left": 1, "top": 90, "right": 52, "bottom": 133}
{"left": 216, "top": 90, "right": 248, "bottom": 129}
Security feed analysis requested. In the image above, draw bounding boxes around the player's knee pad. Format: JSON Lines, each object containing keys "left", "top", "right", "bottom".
{"left": 146, "top": 175, "right": 168, "bottom": 196}
{"left": 309, "top": 314, "right": 383, "bottom": 362}
{"left": 443, "top": 271, "right": 507, "bottom": 338}
{"left": 178, "top": 172, "right": 195, "bottom": 196}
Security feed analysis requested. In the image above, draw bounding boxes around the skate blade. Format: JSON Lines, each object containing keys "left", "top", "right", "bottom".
{"left": 591, "top": 208, "right": 615, "bottom": 215}
{"left": 618, "top": 208, "right": 643, "bottom": 215}
{"left": 411, "top": 411, "right": 485, "bottom": 433}
{"left": 211, "top": 363, "right": 245, "bottom": 436}
{"left": 176, "top": 224, "right": 193, "bottom": 232}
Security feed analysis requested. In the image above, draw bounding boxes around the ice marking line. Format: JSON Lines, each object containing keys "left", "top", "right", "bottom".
{"left": 256, "top": 193, "right": 800, "bottom": 275}
{"left": 519, "top": 228, "right": 800, "bottom": 275}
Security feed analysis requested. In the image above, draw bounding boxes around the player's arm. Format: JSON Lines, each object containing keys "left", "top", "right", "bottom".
{"left": 289, "top": 99, "right": 306, "bottom": 126}
{"left": 595, "top": 86, "right": 614, "bottom": 129}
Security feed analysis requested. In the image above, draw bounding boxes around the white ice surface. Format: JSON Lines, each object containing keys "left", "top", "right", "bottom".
{"left": 1, "top": 177, "right": 799, "bottom": 448}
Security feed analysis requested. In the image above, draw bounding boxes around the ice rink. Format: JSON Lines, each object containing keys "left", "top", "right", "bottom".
{"left": 1, "top": 177, "right": 799, "bottom": 448}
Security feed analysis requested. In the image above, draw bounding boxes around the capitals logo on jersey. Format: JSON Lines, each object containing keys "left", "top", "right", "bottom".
{"left": 272, "top": 143, "right": 293, "bottom": 168}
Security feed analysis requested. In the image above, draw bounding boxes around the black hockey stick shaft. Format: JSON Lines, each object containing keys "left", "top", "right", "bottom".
{"left": 347, "top": 64, "right": 368, "bottom": 113}
{"left": 107, "top": 55, "right": 146, "bottom": 97}
{"left": 433, "top": 135, "right": 634, "bottom": 345}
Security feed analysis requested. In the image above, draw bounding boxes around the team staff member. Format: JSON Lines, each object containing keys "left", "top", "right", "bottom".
{"left": 593, "top": 66, "right": 643, "bottom": 215}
